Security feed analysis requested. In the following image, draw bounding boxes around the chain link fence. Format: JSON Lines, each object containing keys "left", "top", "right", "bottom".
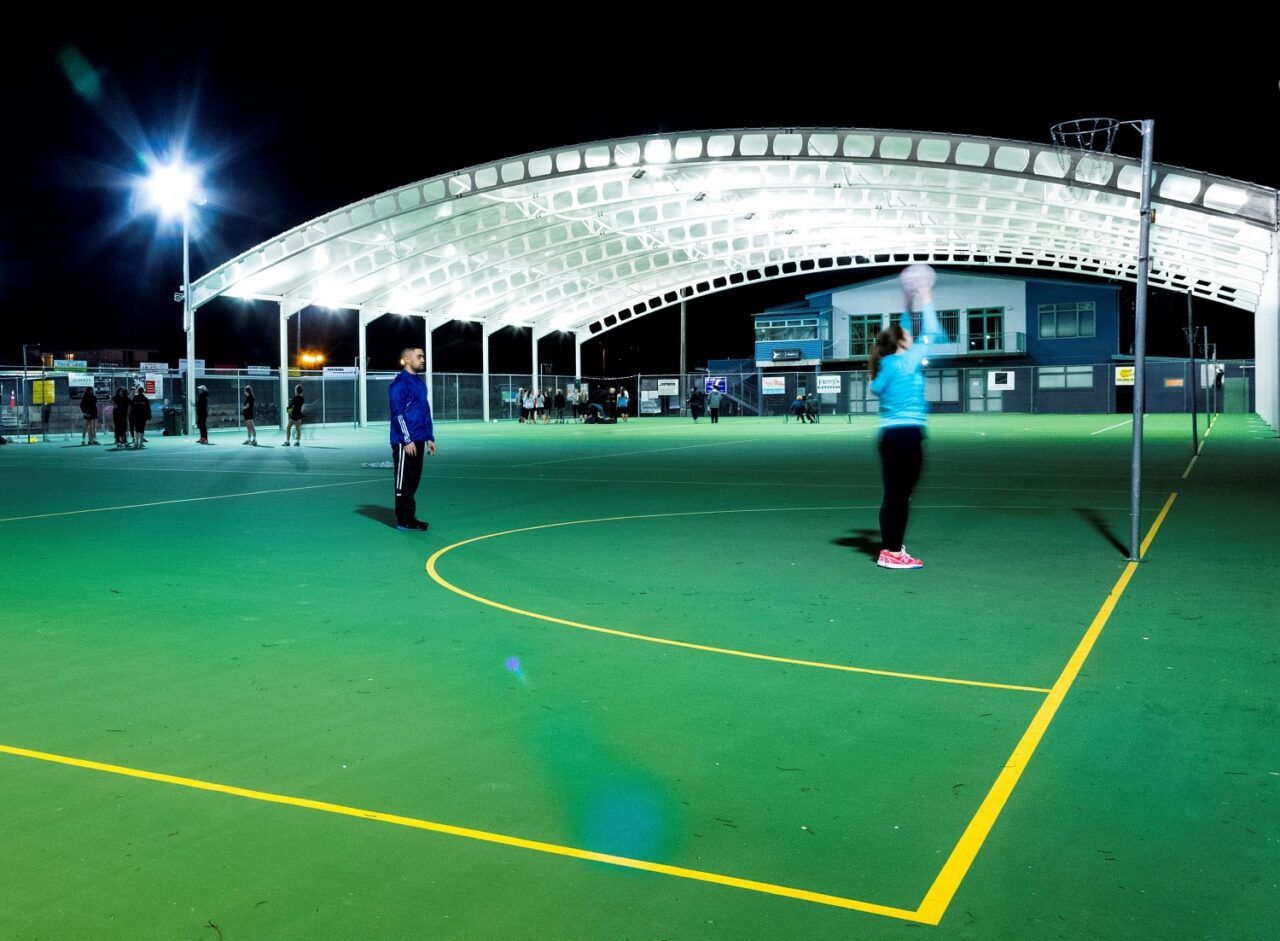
{"left": 0, "top": 361, "right": 1254, "bottom": 438}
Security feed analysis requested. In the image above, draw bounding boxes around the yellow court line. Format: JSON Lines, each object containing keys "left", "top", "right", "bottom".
{"left": 3, "top": 497, "right": 1186, "bottom": 924}
{"left": 913, "top": 491, "right": 1178, "bottom": 924}
{"left": 425, "top": 508, "right": 1050, "bottom": 695}
{"left": 0, "top": 742, "right": 924, "bottom": 923}
{"left": 1184, "top": 414, "right": 1219, "bottom": 478}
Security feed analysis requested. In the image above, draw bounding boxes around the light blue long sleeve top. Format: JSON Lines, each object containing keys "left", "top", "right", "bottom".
{"left": 869, "top": 305, "right": 947, "bottom": 428}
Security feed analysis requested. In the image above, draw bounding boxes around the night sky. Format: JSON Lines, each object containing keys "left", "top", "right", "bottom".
{"left": 3, "top": 20, "right": 1275, "bottom": 373}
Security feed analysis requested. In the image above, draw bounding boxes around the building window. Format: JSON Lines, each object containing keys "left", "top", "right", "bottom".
{"left": 1038, "top": 302, "right": 1096, "bottom": 340}
{"left": 888, "top": 309, "right": 958, "bottom": 342}
{"left": 755, "top": 317, "right": 819, "bottom": 343}
{"left": 924, "top": 369, "right": 960, "bottom": 402}
{"left": 967, "top": 307, "right": 1005, "bottom": 352}
{"left": 938, "top": 309, "right": 960, "bottom": 342}
{"left": 1037, "top": 365, "right": 1095, "bottom": 389}
{"left": 849, "top": 314, "right": 884, "bottom": 357}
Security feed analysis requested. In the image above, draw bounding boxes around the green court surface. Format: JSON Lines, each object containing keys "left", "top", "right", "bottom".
{"left": 1, "top": 413, "right": 1276, "bottom": 939}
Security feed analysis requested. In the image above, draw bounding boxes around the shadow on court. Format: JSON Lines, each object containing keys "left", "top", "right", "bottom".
{"left": 355, "top": 504, "right": 399, "bottom": 528}
{"left": 833, "top": 528, "right": 882, "bottom": 560}
{"left": 1074, "top": 507, "right": 1128, "bottom": 557}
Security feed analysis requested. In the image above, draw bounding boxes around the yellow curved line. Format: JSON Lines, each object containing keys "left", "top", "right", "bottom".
{"left": 425, "top": 507, "right": 1050, "bottom": 695}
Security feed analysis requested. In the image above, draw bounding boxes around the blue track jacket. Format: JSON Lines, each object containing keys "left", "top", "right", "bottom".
{"left": 388, "top": 370, "right": 434, "bottom": 445}
{"left": 869, "top": 305, "right": 947, "bottom": 428}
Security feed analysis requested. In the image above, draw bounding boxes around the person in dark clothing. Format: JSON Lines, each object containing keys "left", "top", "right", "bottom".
{"left": 111, "top": 388, "right": 130, "bottom": 447}
{"left": 130, "top": 387, "right": 152, "bottom": 449}
{"left": 80, "top": 387, "right": 99, "bottom": 445}
{"left": 388, "top": 347, "right": 435, "bottom": 531}
{"left": 242, "top": 386, "right": 257, "bottom": 445}
{"left": 791, "top": 393, "right": 807, "bottom": 424}
{"left": 689, "top": 387, "right": 705, "bottom": 422}
{"left": 805, "top": 394, "right": 819, "bottom": 424}
{"left": 285, "top": 384, "right": 304, "bottom": 446}
{"left": 195, "top": 385, "right": 210, "bottom": 444}
{"left": 554, "top": 388, "right": 566, "bottom": 423}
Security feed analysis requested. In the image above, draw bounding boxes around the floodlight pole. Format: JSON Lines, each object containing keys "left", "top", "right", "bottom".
{"left": 680, "top": 299, "right": 688, "bottom": 414}
{"left": 1209, "top": 343, "right": 1219, "bottom": 416}
{"left": 183, "top": 206, "right": 196, "bottom": 436}
{"left": 1186, "top": 294, "right": 1198, "bottom": 455}
{"left": 1129, "top": 119, "right": 1155, "bottom": 562}
{"left": 20, "top": 343, "right": 33, "bottom": 440}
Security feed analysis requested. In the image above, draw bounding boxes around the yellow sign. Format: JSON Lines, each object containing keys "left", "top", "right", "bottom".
{"left": 1114, "top": 366, "right": 1135, "bottom": 387}
{"left": 31, "top": 380, "right": 56, "bottom": 404}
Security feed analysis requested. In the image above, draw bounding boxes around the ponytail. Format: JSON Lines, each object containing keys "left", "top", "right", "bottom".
{"left": 869, "top": 325, "right": 906, "bottom": 380}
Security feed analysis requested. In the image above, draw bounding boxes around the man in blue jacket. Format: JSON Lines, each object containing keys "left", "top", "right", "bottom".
{"left": 388, "top": 347, "right": 436, "bottom": 531}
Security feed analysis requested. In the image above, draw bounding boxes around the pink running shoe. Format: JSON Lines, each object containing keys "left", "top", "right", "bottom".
{"left": 877, "top": 549, "right": 924, "bottom": 570}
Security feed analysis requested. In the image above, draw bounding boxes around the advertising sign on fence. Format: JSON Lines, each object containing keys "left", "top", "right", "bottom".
{"left": 54, "top": 359, "right": 87, "bottom": 372}
{"left": 247, "top": 365, "right": 272, "bottom": 375}
{"left": 988, "top": 370, "right": 1015, "bottom": 391}
{"left": 656, "top": 379, "right": 681, "bottom": 396}
{"left": 762, "top": 376, "right": 787, "bottom": 395}
{"left": 32, "top": 380, "right": 55, "bottom": 404}
{"left": 704, "top": 376, "right": 727, "bottom": 394}
{"left": 816, "top": 375, "right": 842, "bottom": 394}
{"left": 145, "top": 374, "right": 164, "bottom": 397}
{"left": 1115, "top": 366, "right": 1135, "bottom": 386}
{"left": 68, "top": 374, "right": 93, "bottom": 399}
{"left": 323, "top": 367, "right": 360, "bottom": 377}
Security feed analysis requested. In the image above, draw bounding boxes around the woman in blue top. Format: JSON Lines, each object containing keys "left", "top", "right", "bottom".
{"left": 869, "top": 265, "right": 947, "bottom": 570}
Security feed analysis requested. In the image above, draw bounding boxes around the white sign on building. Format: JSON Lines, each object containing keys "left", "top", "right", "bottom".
{"left": 988, "top": 370, "right": 1015, "bottom": 391}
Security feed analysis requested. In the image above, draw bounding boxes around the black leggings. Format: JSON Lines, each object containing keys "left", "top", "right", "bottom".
{"left": 878, "top": 426, "right": 924, "bottom": 552}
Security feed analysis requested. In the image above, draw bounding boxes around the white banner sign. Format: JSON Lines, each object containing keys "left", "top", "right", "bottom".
{"left": 323, "top": 366, "right": 360, "bottom": 377}
{"left": 1114, "top": 366, "right": 1135, "bottom": 387}
{"left": 139, "top": 362, "right": 170, "bottom": 372}
{"left": 68, "top": 373, "right": 94, "bottom": 388}
{"left": 988, "top": 370, "right": 1015, "bottom": 391}
{"left": 144, "top": 374, "right": 164, "bottom": 397}
{"left": 247, "top": 365, "right": 272, "bottom": 375}
{"left": 656, "top": 379, "right": 680, "bottom": 396}
{"left": 178, "top": 359, "right": 206, "bottom": 376}
{"left": 762, "top": 376, "right": 787, "bottom": 395}
{"left": 816, "top": 375, "right": 842, "bottom": 394}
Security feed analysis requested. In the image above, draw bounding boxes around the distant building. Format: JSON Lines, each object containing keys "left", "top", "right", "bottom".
{"left": 752, "top": 272, "right": 1120, "bottom": 370}
{"left": 51, "top": 348, "right": 162, "bottom": 368}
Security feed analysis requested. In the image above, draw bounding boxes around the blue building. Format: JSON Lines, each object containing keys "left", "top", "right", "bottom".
{"left": 753, "top": 272, "right": 1120, "bottom": 370}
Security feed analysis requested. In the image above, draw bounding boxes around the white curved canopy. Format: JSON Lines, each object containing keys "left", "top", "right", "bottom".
{"left": 192, "top": 127, "right": 1277, "bottom": 339}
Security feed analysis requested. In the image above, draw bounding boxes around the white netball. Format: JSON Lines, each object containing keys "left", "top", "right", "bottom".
{"left": 899, "top": 264, "right": 936, "bottom": 295}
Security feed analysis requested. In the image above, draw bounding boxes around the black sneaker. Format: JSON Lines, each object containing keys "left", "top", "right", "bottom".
{"left": 396, "top": 519, "right": 429, "bottom": 532}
